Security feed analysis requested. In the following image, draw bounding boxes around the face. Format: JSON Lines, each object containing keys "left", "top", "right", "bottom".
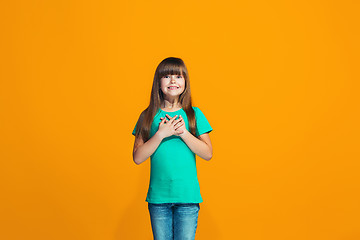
{"left": 160, "top": 74, "right": 185, "bottom": 98}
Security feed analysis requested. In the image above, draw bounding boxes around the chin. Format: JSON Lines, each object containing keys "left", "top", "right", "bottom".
{"left": 167, "top": 91, "right": 181, "bottom": 95}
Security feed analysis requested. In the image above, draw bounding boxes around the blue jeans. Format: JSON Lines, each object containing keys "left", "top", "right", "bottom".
{"left": 148, "top": 203, "right": 200, "bottom": 240}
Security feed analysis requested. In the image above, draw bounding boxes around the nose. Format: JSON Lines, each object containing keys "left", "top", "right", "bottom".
{"left": 170, "top": 76, "right": 176, "bottom": 82}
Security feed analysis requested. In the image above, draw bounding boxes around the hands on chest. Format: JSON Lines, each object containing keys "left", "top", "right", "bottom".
{"left": 157, "top": 114, "right": 187, "bottom": 139}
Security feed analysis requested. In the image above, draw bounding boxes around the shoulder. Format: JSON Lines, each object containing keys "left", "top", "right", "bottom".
{"left": 192, "top": 106, "right": 205, "bottom": 114}
{"left": 191, "top": 106, "right": 209, "bottom": 120}
{"left": 191, "top": 106, "right": 200, "bottom": 111}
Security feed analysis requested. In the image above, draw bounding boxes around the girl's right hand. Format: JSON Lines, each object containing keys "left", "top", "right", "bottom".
{"left": 157, "top": 115, "right": 184, "bottom": 139}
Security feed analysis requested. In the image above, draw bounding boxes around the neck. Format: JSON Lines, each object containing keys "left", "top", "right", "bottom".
{"left": 162, "top": 99, "right": 181, "bottom": 109}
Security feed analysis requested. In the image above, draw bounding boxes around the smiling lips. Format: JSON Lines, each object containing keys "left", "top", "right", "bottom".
{"left": 168, "top": 86, "right": 179, "bottom": 90}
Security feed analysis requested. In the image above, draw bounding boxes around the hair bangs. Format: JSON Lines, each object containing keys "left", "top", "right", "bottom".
{"left": 158, "top": 62, "right": 186, "bottom": 79}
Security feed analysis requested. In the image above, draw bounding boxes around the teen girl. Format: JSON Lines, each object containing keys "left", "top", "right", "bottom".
{"left": 132, "top": 57, "right": 213, "bottom": 240}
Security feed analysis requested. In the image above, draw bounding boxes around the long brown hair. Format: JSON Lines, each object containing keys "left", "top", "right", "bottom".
{"left": 134, "top": 57, "right": 196, "bottom": 142}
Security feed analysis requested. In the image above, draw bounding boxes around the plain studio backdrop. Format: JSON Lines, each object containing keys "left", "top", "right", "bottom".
{"left": 0, "top": 0, "right": 359, "bottom": 239}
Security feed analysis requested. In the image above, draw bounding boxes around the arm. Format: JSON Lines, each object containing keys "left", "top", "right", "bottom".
{"left": 132, "top": 132, "right": 163, "bottom": 165}
{"left": 179, "top": 131, "right": 213, "bottom": 161}
{"left": 132, "top": 117, "right": 172, "bottom": 165}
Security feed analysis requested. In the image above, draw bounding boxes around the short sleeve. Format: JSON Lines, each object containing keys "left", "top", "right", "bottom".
{"left": 132, "top": 121, "right": 137, "bottom": 136}
{"left": 194, "top": 107, "right": 213, "bottom": 136}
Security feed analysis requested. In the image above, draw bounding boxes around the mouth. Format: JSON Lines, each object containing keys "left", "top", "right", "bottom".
{"left": 168, "top": 86, "right": 179, "bottom": 90}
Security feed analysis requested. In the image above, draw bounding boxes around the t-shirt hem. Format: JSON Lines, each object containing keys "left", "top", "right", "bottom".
{"left": 146, "top": 199, "right": 203, "bottom": 204}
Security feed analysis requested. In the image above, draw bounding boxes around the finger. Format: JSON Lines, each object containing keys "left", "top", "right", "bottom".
{"left": 164, "top": 116, "right": 172, "bottom": 124}
{"left": 172, "top": 117, "right": 181, "bottom": 123}
{"left": 160, "top": 117, "right": 167, "bottom": 125}
{"left": 170, "top": 115, "right": 178, "bottom": 125}
{"left": 165, "top": 114, "right": 178, "bottom": 120}
{"left": 167, "top": 114, "right": 178, "bottom": 124}
{"left": 174, "top": 119, "right": 183, "bottom": 127}
{"left": 175, "top": 122, "right": 184, "bottom": 129}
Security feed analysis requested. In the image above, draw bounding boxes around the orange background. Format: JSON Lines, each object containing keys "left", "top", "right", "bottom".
{"left": 1, "top": 0, "right": 359, "bottom": 239}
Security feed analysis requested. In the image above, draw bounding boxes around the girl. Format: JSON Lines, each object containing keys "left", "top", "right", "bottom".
{"left": 132, "top": 57, "right": 213, "bottom": 240}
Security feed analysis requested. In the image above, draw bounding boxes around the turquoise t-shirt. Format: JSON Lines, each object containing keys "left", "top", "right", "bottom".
{"left": 132, "top": 106, "right": 213, "bottom": 203}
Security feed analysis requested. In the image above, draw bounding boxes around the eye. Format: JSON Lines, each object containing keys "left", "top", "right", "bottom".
{"left": 163, "top": 75, "right": 170, "bottom": 79}
{"left": 177, "top": 75, "right": 183, "bottom": 78}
